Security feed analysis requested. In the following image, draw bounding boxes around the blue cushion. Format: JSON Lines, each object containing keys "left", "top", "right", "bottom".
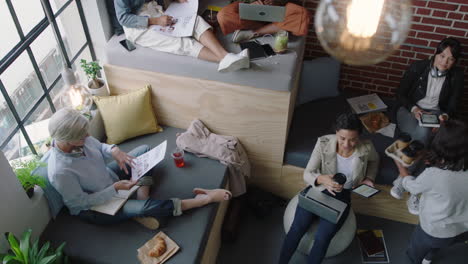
{"left": 296, "top": 57, "right": 341, "bottom": 106}
{"left": 33, "top": 150, "right": 64, "bottom": 219}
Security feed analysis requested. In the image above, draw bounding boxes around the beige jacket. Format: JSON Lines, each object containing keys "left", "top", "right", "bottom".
{"left": 304, "top": 134, "right": 379, "bottom": 191}
{"left": 176, "top": 119, "right": 250, "bottom": 197}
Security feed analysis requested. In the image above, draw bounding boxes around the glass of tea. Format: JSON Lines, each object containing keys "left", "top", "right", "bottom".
{"left": 171, "top": 147, "right": 185, "bottom": 168}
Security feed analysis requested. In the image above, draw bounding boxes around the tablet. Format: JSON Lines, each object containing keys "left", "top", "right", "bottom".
{"left": 353, "top": 184, "right": 380, "bottom": 198}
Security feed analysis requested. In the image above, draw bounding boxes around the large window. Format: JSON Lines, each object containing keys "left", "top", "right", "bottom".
{"left": 0, "top": 0, "right": 96, "bottom": 161}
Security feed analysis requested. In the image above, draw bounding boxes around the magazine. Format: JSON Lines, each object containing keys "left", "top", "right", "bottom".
{"left": 91, "top": 141, "right": 167, "bottom": 215}
{"left": 347, "top": 94, "right": 387, "bottom": 115}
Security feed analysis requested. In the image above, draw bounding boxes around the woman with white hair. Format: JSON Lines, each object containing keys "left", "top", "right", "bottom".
{"left": 47, "top": 108, "right": 231, "bottom": 229}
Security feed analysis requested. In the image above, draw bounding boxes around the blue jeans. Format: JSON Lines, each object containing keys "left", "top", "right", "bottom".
{"left": 397, "top": 107, "right": 440, "bottom": 146}
{"left": 407, "top": 225, "right": 468, "bottom": 263}
{"left": 78, "top": 145, "right": 181, "bottom": 225}
{"left": 278, "top": 189, "right": 351, "bottom": 264}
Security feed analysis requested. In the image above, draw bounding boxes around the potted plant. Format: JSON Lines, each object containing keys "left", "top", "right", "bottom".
{"left": 80, "top": 59, "right": 108, "bottom": 96}
{"left": 1, "top": 229, "right": 68, "bottom": 264}
{"left": 10, "top": 157, "right": 46, "bottom": 198}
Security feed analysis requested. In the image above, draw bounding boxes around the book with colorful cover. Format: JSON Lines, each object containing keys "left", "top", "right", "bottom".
{"left": 347, "top": 94, "right": 387, "bottom": 115}
{"left": 357, "top": 229, "right": 390, "bottom": 263}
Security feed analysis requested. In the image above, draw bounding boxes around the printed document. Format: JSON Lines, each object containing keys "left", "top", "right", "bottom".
{"left": 131, "top": 140, "right": 167, "bottom": 181}
{"left": 153, "top": 0, "right": 199, "bottom": 37}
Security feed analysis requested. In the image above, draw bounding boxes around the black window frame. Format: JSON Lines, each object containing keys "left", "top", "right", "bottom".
{"left": 0, "top": 0, "right": 96, "bottom": 157}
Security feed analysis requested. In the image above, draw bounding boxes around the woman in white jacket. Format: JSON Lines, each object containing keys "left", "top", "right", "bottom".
{"left": 394, "top": 119, "right": 468, "bottom": 264}
{"left": 278, "top": 113, "right": 379, "bottom": 264}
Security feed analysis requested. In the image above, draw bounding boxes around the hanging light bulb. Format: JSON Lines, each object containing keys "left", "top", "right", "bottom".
{"left": 315, "top": 0, "right": 412, "bottom": 65}
{"left": 60, "top": 67, "right": 93, "bottom": 115}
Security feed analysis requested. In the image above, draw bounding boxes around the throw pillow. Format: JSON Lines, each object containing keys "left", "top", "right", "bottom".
{"left": 93, "top": 85, "right": 163, "bottom": 144}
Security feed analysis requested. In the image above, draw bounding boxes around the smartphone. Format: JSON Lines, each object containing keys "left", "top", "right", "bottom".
{"left": 262, "top": 44, "right": 276, "bottom": 57}
{"left": 120, "top": 39, "right": 136, "bottom": 52}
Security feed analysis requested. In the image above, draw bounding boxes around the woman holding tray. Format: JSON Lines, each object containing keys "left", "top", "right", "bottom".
{"left": 394, "top": 119, "right": 468, "bottom": 264}
{"left": 47, "top": 108, "right": 231, "bottom": 230}
{"left": 278, "top": 113, "right": 379, "bottom": 264}
{"left": 396, "top": 37, "right": 464, "bottom": 145}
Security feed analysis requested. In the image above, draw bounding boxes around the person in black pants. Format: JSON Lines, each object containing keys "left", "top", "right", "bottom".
{"left": 278, "top": 113, "right": 379, "bottom": 264}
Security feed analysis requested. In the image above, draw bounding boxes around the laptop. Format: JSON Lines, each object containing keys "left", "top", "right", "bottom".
{"left": 239, "top": 3, "right": 286, "bottom": 22}
{"left": 298, "top": 187, "right": 348, "bottom": 224}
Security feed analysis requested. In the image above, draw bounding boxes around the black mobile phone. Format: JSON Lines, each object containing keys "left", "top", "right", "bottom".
{"left": 120, "top": 39, "right": 136, "bottom": 51}
{"left": 262, "top": 44, "right": 276, "bottom": 57}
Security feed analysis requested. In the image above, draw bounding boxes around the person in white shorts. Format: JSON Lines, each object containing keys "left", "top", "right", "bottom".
{"left": 115, "top": 0, "right": 249, "bottom": 72}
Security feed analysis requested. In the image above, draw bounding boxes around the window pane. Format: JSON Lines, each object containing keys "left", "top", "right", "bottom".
{"left": 0, "top": 106, "right": 17, "bottom": 146}
{"left": 24, "top": 100, "right": 53, "bottom": 156}
{"left": 1, "top": 52, "right": 44, "bottom": 120}
{"left": 0, "top": 1, "right": 21, "bottom": 59}
{"left": 31, "top": 26, "right": 64, "bottom": 88}
{"left": 2, "top": 130, "right": 24, "bottom": 161}
{"left": 57, "top": 1, "right": 86, "bottom": 62}
{"left": 50, "top": 78, "right": 66, "bottom": 109}
{"left": 72, "top": 47, "right": 92, "bottom": 85}
{"left": 50, "top": 0, "right": 69, "bottom": 14}
{"left": 11, "top": 0, "right": 46, "bottom": 36}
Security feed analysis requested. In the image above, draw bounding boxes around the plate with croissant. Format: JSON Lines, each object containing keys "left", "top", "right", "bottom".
{"left": 137, "top": 231, "right": 180, "bottom": 264}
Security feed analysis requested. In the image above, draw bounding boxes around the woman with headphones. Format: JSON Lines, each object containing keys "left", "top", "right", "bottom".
{"left": 396, "top": 37, "right": 464, "bottom": 145}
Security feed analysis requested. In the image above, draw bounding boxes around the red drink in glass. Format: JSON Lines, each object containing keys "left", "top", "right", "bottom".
{"left": 172, "top": 148, "right": 185, "bottom": 168}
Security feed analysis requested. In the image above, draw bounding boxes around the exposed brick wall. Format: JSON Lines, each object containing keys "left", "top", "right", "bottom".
{"left": 302, "top": 0, "right": 468, "bottom": 118}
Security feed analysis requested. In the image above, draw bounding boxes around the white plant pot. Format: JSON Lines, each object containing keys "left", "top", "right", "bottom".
{"left": 87, "top": 78, "right": 109, "bottom": 97}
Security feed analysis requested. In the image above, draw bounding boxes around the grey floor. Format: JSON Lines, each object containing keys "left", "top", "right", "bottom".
{"left": 217, "top": 203, "right": 467, "bottom": 264}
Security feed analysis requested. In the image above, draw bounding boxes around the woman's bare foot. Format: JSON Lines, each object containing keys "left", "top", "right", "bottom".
{"left": 193, "top": 188, "right": 232, "bottom": 202}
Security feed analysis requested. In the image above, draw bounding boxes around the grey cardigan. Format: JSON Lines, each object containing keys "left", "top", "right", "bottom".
{"left": 304, "top": 134, "right": 379, "bottom": 191}
{"left": 403, "top": 167, "right": 468, "bottom": 238}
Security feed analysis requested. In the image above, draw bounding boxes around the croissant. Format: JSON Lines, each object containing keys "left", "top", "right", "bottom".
{"left": 149, "top": 237, "right": 167, "bottom": 257}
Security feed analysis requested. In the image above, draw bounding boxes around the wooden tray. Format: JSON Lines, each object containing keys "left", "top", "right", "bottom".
{"left": 137, "top": 231, "right": 180, "bottom": 264}
{"left": 384, "top": 141, "right": 416, "bottom": 168}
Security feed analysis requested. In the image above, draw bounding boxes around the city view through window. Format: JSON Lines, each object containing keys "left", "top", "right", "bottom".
{"left": 0, "top": 0, "right": 94, "bottom": 161}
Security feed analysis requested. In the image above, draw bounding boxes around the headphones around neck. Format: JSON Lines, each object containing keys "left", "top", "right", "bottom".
{"left": 430, "top": 66, "right": 447, "bottom": 78}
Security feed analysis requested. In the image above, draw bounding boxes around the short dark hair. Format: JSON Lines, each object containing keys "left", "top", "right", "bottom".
{"left": 334, "top": 112, "right": 363, "bottom": 134}
{"left": 434, "top": 37, "right": 462, "bottom": 61}
{"left": 426, "top": 119, "right": 468, "bottom": 171}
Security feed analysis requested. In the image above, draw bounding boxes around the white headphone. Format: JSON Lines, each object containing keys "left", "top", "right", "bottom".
{"left": 430, "top": 66, "right": 447, "bottom": 78}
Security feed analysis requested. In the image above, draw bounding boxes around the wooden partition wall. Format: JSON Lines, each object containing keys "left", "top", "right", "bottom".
{"left": 104, "top": 64, "right": 418, "bottom": 225}
{"left": 104, "top": 64, "right": 299, "bottom": 197}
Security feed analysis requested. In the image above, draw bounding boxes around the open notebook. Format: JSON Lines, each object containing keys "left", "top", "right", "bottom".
{"left": 91, "top": 185, "right": 140, "bottom": 215}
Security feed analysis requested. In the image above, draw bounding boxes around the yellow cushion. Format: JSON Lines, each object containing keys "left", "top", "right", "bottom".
{"left": 93, "top": 85, "right": 163, "bottom": 144}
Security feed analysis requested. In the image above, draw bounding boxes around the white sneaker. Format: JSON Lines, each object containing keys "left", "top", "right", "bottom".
{"left": 390, "top": 176, "right": 405, "bottom": 200}
{"left": 217, "top": 49, "right": 250, "bottom": 72}
{"left": 133, "top": 216, "right": 160, "bottom": 230}
{"left": 232, "top": 29, "right": 258, "bottom": 43}
{"left": 407, "top": 194, "right": 420, "bottom": 215}
{"left": 422, "top": 258, "right": 432, "bottom": 264}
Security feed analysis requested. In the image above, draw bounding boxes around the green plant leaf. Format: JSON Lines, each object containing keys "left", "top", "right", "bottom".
{"left": 2, "top": 255, "right": 22, "bottom": 264}
{"left": 19, "top": 229, "right": 31, "bottom": 264}
{"left": 29, "top": 241, "right": 39, "bottom": 264}
{"left": 36, "top": 255, "right": 57, "bottom": 264}
{"left": 36, "top": 241, "right": 49, "bottom": 262}
{"left": 6, "top": 233, "right": 23, "bottom": 260}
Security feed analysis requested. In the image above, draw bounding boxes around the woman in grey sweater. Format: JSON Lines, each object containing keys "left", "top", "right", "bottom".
{"left": 395, "top": 119, "right": 468, "bottom": 264}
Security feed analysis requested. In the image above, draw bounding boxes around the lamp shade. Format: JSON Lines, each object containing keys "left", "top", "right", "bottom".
{"left": 315, "top": 0, "right": 412, "bottom": 66}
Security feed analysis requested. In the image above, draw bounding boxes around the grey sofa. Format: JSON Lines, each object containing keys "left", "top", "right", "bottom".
{"left": 40, "top": 126, "right": 229, "bottom": 264}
